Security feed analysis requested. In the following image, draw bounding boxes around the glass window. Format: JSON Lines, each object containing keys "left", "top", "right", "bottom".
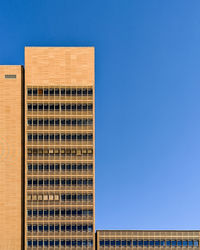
{"left": 88, "top": 88, "right": 93, "bottom": 95}
{"left": 55, "top": 88, "right": 59, "bottom": 96}
{"left": 50, "top": 88, "right": 54, "bottom": 95}
{"left": 83, "top": 88, "right": 87, "bottom": 96}
{"left": 27, "top": 88, "right": 32, "bottom": 96}
{"left": 133, "top": 240, "right": 137, "bottom": 246}
{"left": 116, "top": 240, "right": 121, "bottom": 246}
{"left": 33, "top": 88, "right": 37, "bottom": 96}
{"left": 111, "top": 240, "right": 115, "bottom": 246}
{"left": 189, "top": 240, "right": 193, "bottom": 246}
{"left": 44, "top": 104, "right": 48, "bottom": 111}
{"left": 77, "top": 89, "right": 82, "bottom": 96}
{"left": 44, "top": 89, "right": 48, "bottom": 96}
{"left": 72, "top": 89, "right": 76, "bottom": 96}
{"left": 38, "top": 240, "right": 43, "bottom": 247}
{"left": 127, "top": 240, "right": 131, "bottom": 246}
{"left": 105, "top": 240, "right": 110, "bottom": 246}
{"left": 33, "top": 104, "right": 37, "bottom": 110}
{"left": 33, "top": 240, "right": 37, "bottom": 247}
{"left": 161, "top": 240, "right": 165, "bottom": 246}
{"left": 38, "top": 104, "right": 43, "bottom": 110}
{"left": 178, "top": 240, "right": 182, "bottom": 246}
{"left": 155, "top": 240, "right": 160, "bottom": 246}
{"left": 66, "top": 89, "right": 71, "bottom": 96}
{"left": 39, "top": 224, "right": 43, "bottom": 231}
{"left": 166, "top": 240, "right": 171, "bottom": 246}
{"left": 88, "top": 104, "right": 93, "bottom": 110}
{"left": 172, "top": 240, "right": 177, "bottom": 246}
{"left": 61, "top": 88, "right": 65, "bottom": 95}
{"left": 194, "top": 241, "right": 199, "bottom": 246}
{"left": 27, "top": 104, "right": 32, "bottom": 111}
{"left": 27, "top": 119, "right": 32, "bottom": 126}
{"left": 55, "top": 119, "right": 59, "bottom": 125}
{"left": 122, "top": 240, "right": 126, "bottom": 246}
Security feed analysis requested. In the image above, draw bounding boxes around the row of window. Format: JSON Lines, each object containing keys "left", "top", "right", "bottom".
{"left": 27, "top": 118, "right": 93, "bottom": 126}
{"left": 27, "top": 239, "right": 93, "bottom": 247}
{"left": 27, "top": 224, "right": 93, "bottom": 233}
{"left": 27, "top": 88, "right": 93, "bottom": 97}
{"left": 27, "top": 103, "right": 93, "bottom": 111}
{"left": 27, "top": 148, "right": 93, "bottom": 156}
{"left": 99, "top": 239, "right": 199, "bottom": 247}
{"left": 27, "top": 208, "right": 93, "bottom": 217}
{"left": 27, "top": 178, "right": 93, "bottom": 187}
{"left": 27, "top": 163, "right": 93, "bottom": 172}
{"left": 27, "top": 193, "right": 93, "bottom": 202}
{"left": 27, "top": 133, "right": 93, "bottom": 141}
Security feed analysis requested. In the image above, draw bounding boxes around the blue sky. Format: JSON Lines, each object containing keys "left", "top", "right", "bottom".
{"left": 1, "top": 0, "right": 200, "bottom": 229}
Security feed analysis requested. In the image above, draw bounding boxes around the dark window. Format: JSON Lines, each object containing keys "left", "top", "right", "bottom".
{"left": 61, "top": 88, "right": 65, "bottom": 95}
{"left": 55, "top": 104, "right": 59, "bottom": 110}
{"left": 88, "top": 104, "right": 93, "bottom": 110}
{"left": 33, "top": 104, "right": 37, "bottom": 110}
{"left": 66, "top": 104, "right": 71, "bottom": 110}
{"left": 72, "top": 89, "right": 76, "bottom": 96}
{"left": 55, "top": 88, "right": 59, "bottom": 96}
{"left": 133, "top": 240, "right": 137, "bottom": 246}
{"left": 111, "top": 240, "right": 115, "bottom": 246}
{"left": 27, "top": 104, "right": 32, "bottom": 111}
{"left": 77, "top": 119, "right": 82, "bottom": 125}
{"left": 66, "top": 89, "right": 71, "bottom": 96}
{"left": 77, "top": 89, "right": 82, "bottom": 96}
{"left": 155, "top": 240, "right": 160, "bottom": 246}
{"left": 39, "top": 134, "right": 43, "bottom": 140}
{"left": 27, "top": 88, "right": 32, "bottom": 96}
{"left": 33, "top": 88, "right": 37, "bottom": 96}
{"left": 28, "top": 134, "right": 32, "bottom": 141}
{"left": 116, "top": 240, "right": 121, "bottom": 246}
{"left": 38, "top": 104, "right": 43, "bottom": 110}
{"left": 33, "top": 224, "right": 37, "bottom": 231}
{"left": 44, "top": 104, "right": 48, "bottom": 111}
{"left": 77, "top": 104, "right": 82, "bottom": 111}
{"left": 27, "top": 119, "right": 32, "bottom": 126}
{"left": 44, "top": 240, "right": 48, "bottom": 247}
{"left": 44, "top": 89, "right": 48, "bottom": 96}
{"left": 38, "top": 119, "right": 43, "bottom": 126}
{"left": 83, "top": 89, "right": 87, "bottom": 96}
{"left": 88, "top": 88, "right": 93, "bottom": 95}
{"left": 50, "top": 104, "right": 54, "bottom": 111}
{"left": 44, "top": 119, "right": 48, "bottom": 126}
{"left": 61, "top": 104, "right": 65, "bottom": 110}
{"left": 150, "top": 240, "right": 154, "bottom": 246}
{"left": 50, "top": 88, "right": 54, "bottom": 96}
{"left": 66, "top": 119, "right": 70, "bottom": 125}
{"left": 55, "top": 119, "right": 59, "bottom": 125}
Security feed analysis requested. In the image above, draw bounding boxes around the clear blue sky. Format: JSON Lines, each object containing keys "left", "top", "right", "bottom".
{"left": 1, "top": 0, "right": 200, "bottom": 230}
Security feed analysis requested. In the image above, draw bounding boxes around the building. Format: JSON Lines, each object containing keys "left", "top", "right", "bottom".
{"left": 96, "top": 230, "right": 200, "bottom": 249}
{"left": 0, "top": 66, "right": 24, "bottom": 249}
{"left": 0, "top": 47, "right": 200, "bottom": 250}
{"left": 25, "top": 47, "right": 95, "bottom": 249}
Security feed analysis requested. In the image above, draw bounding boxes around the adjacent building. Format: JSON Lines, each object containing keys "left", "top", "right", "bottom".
{"left": 0, "top": 66, "right": 24, "bottom": 249}
{"left": 96, "top": 230, "right": 200, "bottom": 249}
{"left": 0, "top": 47, "right": 199, "bottom": 250}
